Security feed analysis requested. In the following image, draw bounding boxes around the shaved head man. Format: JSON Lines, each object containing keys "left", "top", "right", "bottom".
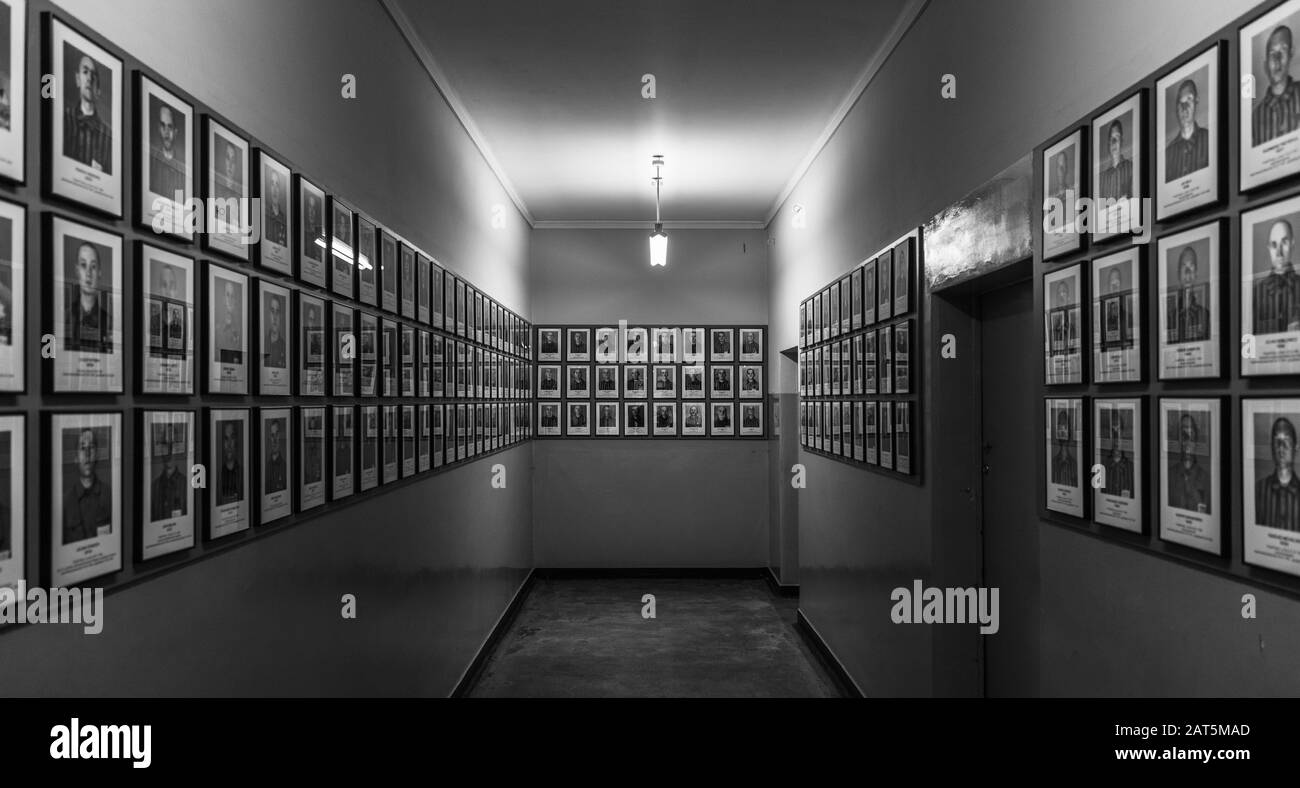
{"left": 1172, "top": 246, "right": 1209, "bottom": 342}
{"left": 64, "top": 52, "right": 112, "bottom": 172}
{"left": 1257, "top": 416, "right": 1300, "bottom": 531}
{"left": 1167, "top": 79, "right": 1210, "bottom": 180}
{"left": 1168, "top": 413, "right": 1211, "bottom": 513}
{"left": 1254, "top": 24, "right": 1300, "bottom": 146}
{"left": 64, "top": 240, "right": 112, "bottom": 353}
{"left": 1255, "top": 218, "right": 1300, "bottom": 333}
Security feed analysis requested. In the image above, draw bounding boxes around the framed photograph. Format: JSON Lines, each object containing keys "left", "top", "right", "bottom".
{"left": 865, "top": 402, "right": 878, "bottom": 465}
{"left": 331, "top": 303, "right": 354, "bottom": 396}
{"left": 297, "top": 292, "right": 326, "bottom": 396}
{"left": 593, "top": 402, "right": 619, "bottom": 437}
{"left": 256, "top": 279, "right": 291, "bottom": 396}
{"left": 454, "top": 404, "right": 467, "bottom": 460}
{"left": 624, "top": 402, "right": 648, "bottom": 437}
{"left": 829, "top": 281, "right": 841, "bottom": 339}
{"left": 1242, "top": 195, "right": 1300, "bottom": 375}
{"left": 50, "top": 412, "right": 122, "bottom": 584}
{"left": 429, "top": 333, "right": 443, "bottom": 397}
{"left": 538, "top": 363, "right": 560, "bottom": 398}
{"left": 864, "top": 330, "right": 877, "bottom": 394}
{"left": 879, "top": 401, "right": 894, "bottom": 470}
{"left": 401, "top": 405, "right": 416, "bottom": 476}
{"left": 399, "top": 243, "right": 416, "bottom": 319}
{"left": 139, "top": 410, "right": 194, "bottom": 561}
{"left": 681, "top": 364, "right": 705, "bottom": 399}
{"left": 1159, "top": 397, "right": 1221, "bottom": 554}
{"left": 377, "top": 230, "right": 398, "bottom": 313}
{"left": 1242, "top": 5, "right": 1300, "bottom": 191}
{"left": 401, "top": 324, "right": 415, "bottom": 397}
{"left": 453, "top": 340, "right": 466, "bottom": 398}
{"left": 680, "top": 402, "right": 706, "bottom": 436}
{"left": 840, "top": 278, "right": 852, "bottom": 335}
{"left": 139, "top": 243, "right": 193, "bottom": 394}
{"left": 850, "top": 270, "right": 864, "bottom": 331}
{"left": 591, "top": 326, "right": 617, "bottom": 362}
{"left": 430, "top": 262, "right": 445, "bottom": 330}
{"left": 738, "top": 328, "right": 763, "bottom": 362}
{"left": 331, "top": 405, "right": 354, "bottom": 500}
{"left": 896, "top": 402, "right": 913, "bottom": 474}
{"left": 893, "top": 321, "right": 911, "bottom": 394}
{"left": 0, "top": 202, "right": 20, "bottom": 393}
{"left": 1243, "top": 398, "right": 1300, "bottom": 577}
{"left": 1091, "top": 247, "right": 1142, "bottom": 383}
{"left": 877, "top": 249, "right": 895, "bottom": 322}
{"left": 357, "top": 215, "right": 378, "bottom": 306}
{"left": 1045, "top": 398, "right": 1084, "bottom": 517}
{"left": 208, "top": 407, "right": 250, "bottom": 539}
{"left": 852, "top": 402, "right": 864, "bottom": 461}
{"left": 813, "top": 292, "right": 822, "bottom": 344}
{"left": 653, "top": 402, "right": 676, "bottom": 436}
{"left": 680, "top": 327, "right": 704, "bottom": 363}
{"left": 1155, "top": 45, "right": 1220, "bottom": 216}
{"left": 566, "top": 364, "right": 589, "bottom": 398}
{"left": 893, "top": 239, "right": 914, "bottom": 314}
{"left": 711, "top": 402, "right": 735, "bottom": 437}
{"left": 1091, "top": 91, "right": 1144, "bottom": 240}
{"left": 358, "top": 311, "right": 378, "bottom": 396}
{"left": 863, "top": 259, "right": 878, "bottom": 326}
{"left": 710, "top": 365, "right": 734, "bottom": 398}
{"left": 799, "top": 302, "right": 809, "bottom": 348}
{"left": 851, "top": 334, "right": 864, "bottom": 395}
{"left": 1157, "top": 220, "right": 1221, "bottom": 380}
{"left": 453, "top": 277, "right": 466, "bottom": 336}
{"left": 52, "top": 216, "right": 122, "bottom": 393}
{"left": 381, "top": 318, "right": 398, "bottom": 397}
{"left": 595, "top": 364, "right": 619, "bottom": 399}
{"left": 137, "top": 74, "right": 191, "bottom": 239}
{"left": 710, "top": 328, "right": 734, "bottom": 362}
{"left": 1043, "top": 264, "right": 1083, "bottom": 385}
{"left": 422, "top": 404, "right": 435, "bottom": 470}
{"left": 652, "top": 327, "right": 676, "bottom": 362}
{"left": 739, "top": 364, "right": 762, "bottom": 399}
{"left": 202, "top": 117, "right": 249, "bottom": 260}
{"left": 652, "top": 365, "right": 676, "bottom": 399}
{"left": 1041, "top": 128, "right": 1084, "bottom": 260}
{"left": 381, "top": 405, "right": 398, "bottom": 481}
{"left": 0, "top": 413, "right": 22, "bottom": 597}
{"left": 299, "top": 407, "right": 326, "bottom": 511}
{"left": 358, "top": 405, "right": 378, "bottom": 491}
{"left": 48, "top": 15, "right": 121, "bottom": 215}
{"left": 625, "top": 327, "right": 648, "bottom": 363}
{"left": 252, "top": 151, "right": 291, "bottom": 272}
{"left": 329, "top": 197, "right": 354, "bottom": 298}
{"left": 740, "top": 402, "right": 763, "bottom": 437}
{"left": 417, "top": 254, "right": 430, "bottom": 324}
{"left": 831, "top": 402, "right": 842, "bottom": 454}
{"left": 538, "top": 327, "right": 561, "bottom": 362}
{"left": 879, "top": 325, "right": 894, "bottom": 394}
{"left": 471, "top": 289, "right": 482, "bottom": 343}
{"left": 258, "top": 407, "right": 291, "bottom": 524}
{"left": 567, "top": 402, "right": 590, "bottom": 437}
{"left": 1094, "top": 398, "right": 1142, "bottom": 533}
{"left": 830, "top": 342, "right": 842, "bottom": 396}
{"left": 624, "top": 365, "right": 647, "bottom": 399}
{"left": 0, "top": 1, "right": 23, "bottom": 182}
{"left": 567, "top": 327, "right": 590, "bottom": 362}
{"left": 289, "top": 176, "right": 326, "bottom": 288}
{"left": 538, "top": 402, "right": 560, "bottom": 436}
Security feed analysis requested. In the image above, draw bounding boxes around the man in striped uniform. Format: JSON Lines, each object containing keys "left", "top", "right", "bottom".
{"left": 1253, "top": 25, "right": 1300, "bottom": 147}
{"left": 1256, "top": 416, "right": 1300, "bottom": 531}
{"left": 1051, "top": 409, "right": 1077, "bottom": 487}
{"left": 1167, "top": 80, "right": 1209, "bottom": 180}
{"left": 1168, "top": 414, "right": 1211, "bottom": 513}
{"left": 1099, "top": 119, "right": 1132, "bottom": 200}
{"left": 63, "top": 55, "right": 112, "bottom": 173}
{"left": 1254, "top": 219, "right": 1300, "bottom": 334}
{"left": 1103, "top": 418, "right": 1134, "bottom": 498}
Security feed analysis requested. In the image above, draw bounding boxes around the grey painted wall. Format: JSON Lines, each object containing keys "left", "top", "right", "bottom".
{"left": 0, "top": 0, "right": 532, "bottom": 697}
{"left": 768, "top": 0, "right": 1290, "bottom": 696}
{"left": 530, "top": 229, "right": 770, "bottom": 567}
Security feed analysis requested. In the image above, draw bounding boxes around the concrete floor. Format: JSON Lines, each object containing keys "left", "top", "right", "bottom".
{"left": 467, "top": 576, "right": 841, "bottom": 698}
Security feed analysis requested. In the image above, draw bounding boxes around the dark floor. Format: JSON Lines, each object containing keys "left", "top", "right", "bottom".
{"left": 467, "top": 577, "right": 841, "bottom": 698}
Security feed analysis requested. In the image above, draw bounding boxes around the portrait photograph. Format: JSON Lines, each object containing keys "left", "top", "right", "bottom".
{"left": 895, "top": 402, "right": 912, "bottom": 474}
{"left": 139, "top": 243, "right": 192, "bottom": 394}
{"left": 624, "top": 402, "right": 648, "bottom": 436}
{"left": 652, "top": 327, "right": 677, "bottom": 362}
{"left": 711, "top": 402, "right": 735, "bottom": 437}
{"left": 434, "top": 405, "right": 448, "bottom": 466}
{"left": 1090, "top": 91, "right": 1143, "bottom": 240}
{"left": 401, "top": 405, "right": 416, "bottom": 477}
{"left": 538, "top": 363, "right": 561, "bottom": 398}
{"left": 203, "top": 117, "right": 249, "bottom": 260}
{"left": 471, "top": 290, "right": 482, "bottom": 343}
{"left": 453, "top": 277, "right": 466, "bottom": 336}
{"left": 254, "top": 151, "right": 291, "bottom": 273}
{"left": 740, "top": 402, "right": 763, "bottom": 437}
{"left": 359, "top": 406, "right": 378, "bottom": 492}
{"left": 879, "top": 325, "right": 893, "bottom": 394}
{"left": 682, "top": 364, "right": 705, "bottom": 399}
{"left": 739, "top": 328, "right": 763, "bottom": 363}
{"left": 401, "top": 325, "right": 416, "bottom": 397}
{"left": 624, "top": 364, "right": 647, "bottom": 399}
{"left": 538, "top": 402, "right": 561, "bottom": 436}
{"left": 381, "top": 319, "right": 398, "bottom": 397}
{"left": 1043, "top": 264, "right": 1083, "bottom": 385}
{"left": 890, "top": 323, "right": 909, "bottom": 394}
{"left": 1091, "top": 247, "right": 1142, "bottom": 383}
{"left": 400, "top": 243, "right": 416, "bottom": 319}
{"left": 1242, "top": 194, "right": 1300, "bottom": 375}
{"left": 49, "top": 16, "right": 122, "bottom": 216}
{"left": 851, "top": 334, "right": 864, "bottom": 395}
{"left": 257, "top": 279, "right": 291, "bottom": 396}
{"left": 428, "top": 332, "right": 442, "bottom": 397}
{"left": 653, "top": 403, "right": 676, "bottom": 436}
{"left": 567, "top": 402, "right": 590, "bottom": 437}
{"left": 710, "top": 365, "right": 734, "bottom": 398}
{"left": 1159, "top": 398, "right": 1221, "bottom": 554}
{"left": 431, "top": 262, "right": 445, "bottom": 330}
{"left": 626, "top": 327, "right": 648, "bottom": 363}
{"left": 653, "top": 365, "right": 676, "bottom": 399}
{"left": 1093, "top": 398, "right": 1142, "bottom": 533}
{"left": 357, "top": 215, "right": 378, "bottom": 306}
{"left": 0, "top": 200, "right": 21, "bottom": 392}
{"left": 1156, "top": 45, "right": 1219, "bottom": 218}
{"left": 208, "top": 408, "right": 250, "bottom": 540}
{"left": 893, "top": 239, "right": 914, "bottom": 315}
{"left": 852, "top": 402, "right": 864, "bottom": 462}
{"left": 139, "top": 410, "right": 193, "bottom": 561}
{"left": 850, "top": 270, "right": 864, "bottom": 331}
{"left": 298, "top": 292, "right": 327, "bottom": 396}
{"left": 329, "top": 197, "right": 355, "bottom": 298}
{"left": 1041, "top": 129, "right": 1083, "bottom": 261}
{"left": 538, "top": 327, "right": 561, "bottom": 361}
{"left": 375, "top": 230, "right": 396, "bottom": 314}
{"left": 0, "top": 0, "right": 24, "bottom": 183}
{"left": 830, "top": 342, "right": 842, "bottom": 396}
{"left": 831, "top": 402, "right": 842, "bottom": 454}
{"left": 876, "top": 249, "right": 894, "bottom": 322}
{"left": 863, "top": 330, "right": 877, "bottom": 394}
{"left": 417, "top": 255, "right": 430, "bottom": 324}
{"left": 812, "top": 292, "right": 823, "bottom": 344}
{"left": 739, "top": 364, "right": 762, "bottom": 399}
{"left": 53, "top": 216, "right": 123, "bottom": 393}
{"left": 1243, "top": 398, "right": 1300, "bottom": 578}
{"left": 800, "top": 302, "right": 810, "bottom": 348}
{"left": 258, "top": 408, "right": 292, "bottom": 525}
{"left": 296, "top": 175, "right": 327, "bottom": 287}
{"left": 359, "top": 311, "right": 378, "bottom": 396}
{"left": 420, "top": 404, "right": 433, "bottom": 471}
{"left": 1242, "top": 3, "right": 1300, "bottom": 191}
{"left": 879, "top": 401, "right": 894, "bottom": 470}
{"left": 380, "top": 405, "right": 396, "bottom": 483}
{"left": 595, "top": 364, "right": 619, "bottom": 399}
{"left": 1044, "top": 398, "right": 1084, "bottom": 517}
{"left": 682, "top": 328, "right": 705, "bottom": 363}
{"left": 453, "top": 341, "right": 467, "bottom": 398}
{"left": 0, "top": 413, "right": 22, "bottom": 595}
{"left": 595, "top": 402, "right": 619, "bottom": 436}
{"left": 681, "top": 402, "right": 706, "bottom": 436}
{"left": 1157, "top": 220, "right": 1221, "bottom": 380}
{"left": 331, "top": 405, "right": 354, "bottom": 500}
{"left": 840, "top": 278, "right": 852, "bottom": 335}
{"left": 863, "top": 258, "right": 878, "bottom": 326}
{"left": 566, "top": 364, "right": 590, "bottom": 398}
{"left": 865, "top": 402, "right": 878, "bottom": 465}
{"left": 138, "top": 74, "right": 192, "bottom": 239}
{"left": 567, "top": 327, "right": 591, "bottom": 362}
{"left": 454, "top": 404, "right": 467, "bottom": 461}
{"left": 829, "top": 282, "right": 841, "bottom": 339}
{"left": 593, "top": 327, "right": 617, "bottom": 362}
{"left": 300, "top": 407, "right": 326, "bottom": 512}
{"left": 50, "top": 412, "right": 121, "bottom": 586}
{"left": 709, "top": 328, "right": 734, "bottom": 362}
{"left": 332, "top": 303, "right": 355, "bottom": 396}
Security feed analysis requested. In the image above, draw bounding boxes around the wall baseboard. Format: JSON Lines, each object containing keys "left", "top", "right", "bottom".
{"left": 450, "top": 568, "right": 537, "bottom": 698}
{"left": 534, "top": 567, "right": 769, "bottom": 580}
{"left": 796, "top": 609, "right": 865, "bottom": 698}
{"left": 765, "top": 566, "right": 799, "bottom": 597}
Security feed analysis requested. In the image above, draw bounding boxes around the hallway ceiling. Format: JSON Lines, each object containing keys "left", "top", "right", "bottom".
{"left": 388, "top": 0, "right": 916, "bottom": 226}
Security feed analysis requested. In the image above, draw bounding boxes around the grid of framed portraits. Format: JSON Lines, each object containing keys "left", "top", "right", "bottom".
{"left": 534, "top": 325, "right": 767, "bottom": 438}
{"left": 1036, "top": 0, "right": 1300, "bottom": 588}
{"left": 797, "top": 234, "right": 920, "bottom": 477}
{"left": 0, "top": 4, "right": 536, "bottom": 598}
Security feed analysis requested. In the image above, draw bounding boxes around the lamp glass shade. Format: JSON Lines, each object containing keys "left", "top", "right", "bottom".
{"left": 649, "top": 227, "right": 668, "bottom": 267}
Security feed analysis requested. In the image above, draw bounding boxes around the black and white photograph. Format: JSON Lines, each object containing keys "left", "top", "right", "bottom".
{"left": 895, "top": 402, "right": 912, "bottom": 475}
{"left": 892, "top": 241, "right": 913, "bottom": 315}
{"left": 381, "top": 319, "right": 398, "bottom": 397}
{"left": 1041, "top": 129, "right": 1083, "bottom": 261}
{"left": 1159, "top": 398, "right": 1221, "bottom": 554}
{"left": 0, "top": 199, "right": 20, "bottom": 392}
{"left": 332, "top": 303, "right": 354, "bottom": 397}
{"left": 51, "top": 412, "right": 121, "bottom": 585}
{"left": 1090, "top": 247, "right": 1141, "bottom": 383}
{"left": 331, "top": 405, "right": 353, "bottom": 500}
{"left": 567, "top": 327, "right": 590, "bottom": 362}
{"left": 626, "top": 327, "right": 648, "bottom": 363}
{"left": 53, "top": 216, "right": 122, "bottom": 392}
{"left": 299, "top": 292, "right": 327, "bottom": 396}
{"left": 1093, "top": 398, "right": 1142, "bottom": 533}
{"left": 1156, "top": 45, "right": 1219, "bottom": 218}
{"left": 208, "top": 407, "right": 250, "bottom": 540}
{"left": 595, "top": 365, "right": 618, "bottom": 398}
{"left": 594, "top": 327, "right": 618, "bottom": 362}
{"left": 624, "top": 364, "right": 647, "bottom": 399}
{"left": 433, "top": 405, "right": 446, "bottom": 467}
{"left": 739, "top": 364, "right": 762, "bottom": 399}
{"left": 453, "top": 277, "right": 466, "bottom": 336}
{"left": 682, "top": 402, "right": 705, "bottom": 436}
{"left": 653, "top": 365, "right": 676, "bottom": 398}
{"left": 359, "top": 406, "right": 378, "bottom": 492}
{"left": 567, "top": 401, "right": 590, "bottom": 437}
{"left": 739, "top": 328, "right": 762, "bottom": 362}
{"left": 710, "top": 328, "right": 733, "bottom": 362}
{"left": 0, "top": 413, "right": 21, "bottom": 595}
{"left": 380, "top": 233, "right": 398, "bottom": 314}
{"left": 852, "top": 401, "right": 864, "bottom": 461}
{"left": 829, "top": 282, "right": 841, "bottom": 339}
{"left": 400, "top": 243, "right": 416, "bottom": 319}
{"left": 204, "top": 117, "right": 250, "bottom": 260}
{"left": 1242, "top": 194, "right": 1300, "bottom": 375}
{"left": 431, "top": 262, "right": 445, "bottom": 330}
{"left": 417, "top": 255, "right": 431, "bottom": 324}
{"left": 259, "top": 408, "right": 292, "bottom": 524}
{"left": 330, "top": 197, "right": 355, "bottom": 298}
{"left": 538, "top": 402, "right": 560, "bottom": 436}
{"left": 140, "top": 243, "right": 193, "bottom": 395}
{"left": 1157, "top": 221, "right": 1220, "bottom": 380}
{"left": 740, "top": 402, "right": 763, "bottom": 437}
{"left": 140, "top": 410, "right": 194, "bottom": 560}
{"left": 300, "top": 407, "right": 326, "bottom": 511}
{"left": 257, "top": 279, "right": 291, "bottom": 396}
{"left": 0, "top": 0, "right": 23, "bottom": 183}
{"left": 682, "top": 327, "right": 705, "bottom": 362}
{"left": 255, "top": 151, "right": 291, "bottom": 273}
{"left": 359, "top": 311, "right": 378, "bottom": 397}
{"left": 401, "top": 324, "right": 416, "bottom": 397}
{"left": 879, "top": 400, "right": 894, "bottom": 470}
{"left": 418, "top": 404, "right": 432, "bottom": 472}
{"left": 49, "top": 16, "right": 122, "bottom": 216}
{"left": 653, "top": 327, "right": 677, "bottom": 362}
{"left": 357, "top": 216, "right": 378, "bottom": 306}
{"left": 711, "top": 402, "right": 734, "bottom": 437}
{"left": 1045, "top": 398, "right": 1084, "bottom": 517}
{"left": 653, "top": 402, "right": 675, "bottom": 437}
{"left": 1243, "top": 398, "right": 1300, "bottom": 577}
{"left": 566, "top": 364, "right": 589, "bottom": 398}
{"left": 682, "top": 365, "right": 705, "bottom": 399}
{"left": 296, "top": 176, "right": 327, "bottom": 287}
{"left": 1091, "top": 91, "right": 1142, "bottom": 239}
{"left": 381, "top": 405, "right": 396, "bottom": 483}
{"left": 865, "top": 402, "right": 878, "bottom": 465}
{"left": 538, "top": 327, "right": 561, "bottom": 361}
{"left": 138, "top": 74, "right": 192, "bottom": 239}
{"left": 401, "top": 405, "right": 416, "bottom": 477}
{"left": 538, "top": 363, "right": 560, "bottom": 398}
{"left": 596, "top": 402, "right": 619, "bottom": 436}
{"left": 711, "top": 365, "right": 733, "bottom": 398}
{"left": 863, "top": 258, "right": 878, "bottom": 326}
{"left": 1043, "top": 264, "right": 1082, "bottom": 385}
{"left": 1242, "top": 2, "right": 1300, "bottom": 191}
{"left": 624, "top": 402, "right": 647, "bottom": 437}
{"left": 879, "top": 324, "right": 893, "bottom": 394}
{"left": 876, "top": 250, "right": 893, "bottom": 322}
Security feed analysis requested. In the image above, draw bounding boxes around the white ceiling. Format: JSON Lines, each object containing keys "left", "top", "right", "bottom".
{"left": 388, "top": 0, "right": 919, "bottom": 226}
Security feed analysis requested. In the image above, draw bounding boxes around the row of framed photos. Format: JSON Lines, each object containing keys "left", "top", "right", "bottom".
{"left": 536, "top": 326, "right": 763, "bottom": 364}
{"left": 0, "top": 402, "right": 533, "bottom": 591}
{"left": 536, "top": 400, "right": 764, "bottom": 438}
{"left": 798, "top": 399, "right": 916, "bottom": 476}
{"left": 1043, "top": 0, "right": 1300, "bottom": 259}
{"left": 538, "top": 363, "right": 764, "bottom": 400}
{"left": 799, "top": 319, "right": 914, "bottom": 398}
{"left": 799, "top": 236, "right": 915, "bottom": 349}
{"left": 1045, "top": 395, "right": 1300, "bottom": 579}
{"left": 1045, "top": 200, "right": 1300, "bottom": 384}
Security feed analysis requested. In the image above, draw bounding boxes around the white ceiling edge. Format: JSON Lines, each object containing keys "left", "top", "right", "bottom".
{"left": 380, "top": 0, "right": 536, "bottom": 226}
{"left": 762, "top": 0, "right": 931, "bottom": 228}
{"left": 533, "top": 220, "right": 767, "bottom": 230}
